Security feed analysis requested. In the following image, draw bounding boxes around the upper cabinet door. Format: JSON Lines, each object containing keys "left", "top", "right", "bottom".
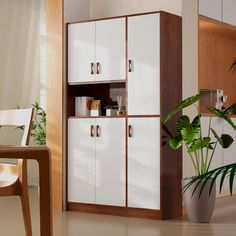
{"left": 223, "top": 0, "right": 236, "bottom": 26}
{"left": 128, "top": 14, "right": 160, "bottom": 115}
{"left": 96, "top": 18, "right": 126, "bottom": 81}
{"left": 68, "top": 22, "right": 96, "bottom": 83}
{"left": 198, "top": 0, "right": 222, "bottom": 21}
{"left": 95, "top": 118, "right": 126, "bottom": 206}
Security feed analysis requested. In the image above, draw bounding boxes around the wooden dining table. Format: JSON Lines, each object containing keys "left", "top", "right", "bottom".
{"left": 0, "top": 146, "right": 53, "bottom": 236}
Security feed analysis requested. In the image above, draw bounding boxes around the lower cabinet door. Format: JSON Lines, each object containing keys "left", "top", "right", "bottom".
{"left": 95, "top": 118, "right": 126, "bottom": 206}
{"left": 68, "top": 118, "right": 96, "bottom": 204}
{"left": 128, "top": 117, "right": 160, "bottom": 209}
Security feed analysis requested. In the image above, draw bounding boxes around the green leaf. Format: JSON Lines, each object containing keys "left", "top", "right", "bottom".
{"left": 183, "top": 163, "right": 236, "bottom": 196}
{"left": 221, "top": 134, "right": 233, "bottom": 148}
{"left": 191, "top": 115, "right": 201, "bottom": 128}
{"left": 207, "top": 107, "right": 236, "bottom": 130}
{"left": 176, "top": 116, "right": 190, "bottom": 133}
{"left": 187, "top": 137, "right": 210, "bottom": 153}
{"left": 169, "top": 136, "right": 183, "bottom": 149}
{"left": 164, "top": 93, "right": 202, "bottom": 124}
{"left": 210, "top": 128, "right": 223, "bottom": 146}
{"left": 224, "top": 103, "right": 236, "bottom": 115}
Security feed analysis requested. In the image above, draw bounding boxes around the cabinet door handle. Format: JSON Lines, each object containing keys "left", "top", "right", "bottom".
{"left": 96, "top": 125, "right": 100, "bottom": 137}
{"left": 128, "top": 125, "right": 132, "bottom": 137}
{"left": 96, "top": 62, "right": 100, "bottom": 74}
{"left": 128, "top": 60, "right": 133, "bottom": 72}
{"left": 90, "top": 125, "right": 94, "bottom": 137}
{"left": 90, "top": 63, "right": 95, "bottom": 74}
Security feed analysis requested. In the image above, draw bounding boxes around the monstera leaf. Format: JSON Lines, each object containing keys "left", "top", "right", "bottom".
{"left": 164, "top": 94, "right": 202, "bottom": 124}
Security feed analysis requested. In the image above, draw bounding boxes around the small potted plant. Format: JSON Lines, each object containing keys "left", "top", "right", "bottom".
{"left": 164, "top": 93, "right": 236, "bottom": 222}
{"left": 104, "top": 104, "right": 118, "bottom": 116}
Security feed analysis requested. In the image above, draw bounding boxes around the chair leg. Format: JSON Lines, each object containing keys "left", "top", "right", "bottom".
{"left": 20, "top": 189, "right": 32, "bottom": 236}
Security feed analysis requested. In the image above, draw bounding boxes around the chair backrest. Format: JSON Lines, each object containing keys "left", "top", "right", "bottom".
{"left": 0, "top": 108, "right": 34, "bottom": 146}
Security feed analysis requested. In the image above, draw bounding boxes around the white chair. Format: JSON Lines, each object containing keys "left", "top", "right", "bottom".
{"left": 0, "top": 108, "right": 34, "bottom": 236}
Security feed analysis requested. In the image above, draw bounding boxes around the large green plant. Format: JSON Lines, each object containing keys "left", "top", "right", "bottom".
{"left": 164, "top": 93, "right": 236, "bottom": 177}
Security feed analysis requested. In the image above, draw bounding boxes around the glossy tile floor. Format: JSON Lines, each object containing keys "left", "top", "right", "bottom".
{"left": 0, "top": 187, "right": 235, "bottom": 236}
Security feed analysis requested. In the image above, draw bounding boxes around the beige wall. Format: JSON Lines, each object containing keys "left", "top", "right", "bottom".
{"left": 89, "top": 0, "right": 182, "bottom": 18}
{"left": 64, "top": 0, "right": 89, "bottom": 22}
{"left": 182, "top": 0, "right": 199, "bottom": 178}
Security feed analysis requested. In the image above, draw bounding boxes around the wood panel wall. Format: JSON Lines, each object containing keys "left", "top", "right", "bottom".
{"left": 46, "top": 0, "right": 64, "bottom": 211}
{"left": 199, "top": 17, "right": 236, "bottom": 109}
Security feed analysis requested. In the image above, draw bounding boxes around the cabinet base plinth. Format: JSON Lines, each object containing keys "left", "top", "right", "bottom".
{"left": 67, "top": 202, "right": 161, "bottom": 220}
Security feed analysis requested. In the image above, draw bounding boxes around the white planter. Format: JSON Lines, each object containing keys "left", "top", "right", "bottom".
{"left": 182, "top": 178, "right": 216, "bottom": 223}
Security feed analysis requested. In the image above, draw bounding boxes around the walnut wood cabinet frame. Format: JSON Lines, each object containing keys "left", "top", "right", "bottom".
{"left": 65, "top": 11, "right": 182, "bottom": 220}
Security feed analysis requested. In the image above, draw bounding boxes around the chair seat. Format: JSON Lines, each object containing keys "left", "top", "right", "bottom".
{"left": 0, "top": 163, "right": 18, "bottom": 187}
{"left": 0, "top": 172, "right": 18, "bottom": 187}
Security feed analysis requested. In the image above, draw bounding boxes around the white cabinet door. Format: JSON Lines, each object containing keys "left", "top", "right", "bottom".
{"left": 68, "top": 22, "right": 96, "bottom": 83}
{"left": 128, "top": 14, "right": 160, "bottom": 116}
{"left": 199, "top": 0, "right": 222, "bottom": 21}
{"left": 201, "top": 117, "right": 223, "bottom": 170}
{"left": 128, "top": 118, "right": 160, "bottom": 209}
{"left": 222, "top": 118, "right": 236, "bottom": 165}
{"left": 95, "top": 118, "right": 126, "bottom": 206}
{"left": 223, "top": 0, "right": 236, "bottom": 26}
{"left": 68, "top": 118, "right": 96, "bottom": 203}
{"left": 96, "top": 18, "right": 126, "bottom": 82}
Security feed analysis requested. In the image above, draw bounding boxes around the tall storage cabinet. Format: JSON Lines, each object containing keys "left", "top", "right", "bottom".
{"left": 66, "top": 11, "right": 182, "bottom": 220}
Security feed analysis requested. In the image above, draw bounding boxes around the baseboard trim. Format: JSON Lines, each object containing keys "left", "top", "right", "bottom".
{"left": 67, "top": 202, "right": 161, "bottom": 220}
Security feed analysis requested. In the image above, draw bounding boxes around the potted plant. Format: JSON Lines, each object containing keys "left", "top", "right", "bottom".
{"left": 181, "top": 58, "right": 236, "bottom": 219}
{"left": 17, "top": 102, "right": 46, "bottom": 145}
{"left": 164, "top": 93, "right": 236, "bottom": 222}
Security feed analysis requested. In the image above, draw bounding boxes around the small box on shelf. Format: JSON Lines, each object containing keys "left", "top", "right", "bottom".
{"left": 75, "top": 96, "right": 93, "bottom": 116}
{"left": 90, "top": 110, "right": 101, "bottom": 116}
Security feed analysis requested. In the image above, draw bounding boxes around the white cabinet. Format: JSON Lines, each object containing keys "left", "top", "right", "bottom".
{"left": 128, "top": 118, "right": 160, "bottom": 209}
{"left": 127, "top": 14, "right": 160, "bottom": 116}
{"left": 201, "top": 117, "right": 223, "bottom": 170}
{"left": 223, "top": 0, "right": 236, "bottom": 26}
{"left": 68, "top": 18, "right": 126, "bottom": 83}
{"left": 68, "top": 118, "right": 95, "bottom": 203}
{"left": 199, "top": 0, "right": 222, "bottom": 21}
{"left": 68, "top": 118, "right": 125, "bottom": 206}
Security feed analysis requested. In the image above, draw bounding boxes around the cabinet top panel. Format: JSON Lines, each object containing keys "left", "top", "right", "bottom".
{"left": 67, "top": 11, "right": 181, "bottom": 25}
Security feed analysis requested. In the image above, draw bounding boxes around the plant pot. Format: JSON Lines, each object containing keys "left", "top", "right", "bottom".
{"left": 182, "top": 178, "right": 216, "bottom": 223}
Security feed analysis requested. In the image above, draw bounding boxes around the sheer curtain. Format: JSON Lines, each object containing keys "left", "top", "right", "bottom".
{"left": 0, "top": 0, "right": 44, "bottom": 184}
{"left": 0, "top": 0, "right": 42, "bottom": 109}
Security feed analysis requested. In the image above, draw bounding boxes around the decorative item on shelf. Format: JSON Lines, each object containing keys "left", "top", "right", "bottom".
{"left": 199, "top": 89, "right": 227, "bottom": 111}
{"left": 90, "top": 100, "right": 101, "bottom": 116}
{"left": 75, "top": 96, "right": 93, "bottom": 116}
{"left": 164, "top": 93, "right": 236, "bottom": 223}
{"left": 104, "top": 105, "right": 118, "bottom": 116}
{"left": 117, "top": 95, "right": 125, "bottom": 116}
